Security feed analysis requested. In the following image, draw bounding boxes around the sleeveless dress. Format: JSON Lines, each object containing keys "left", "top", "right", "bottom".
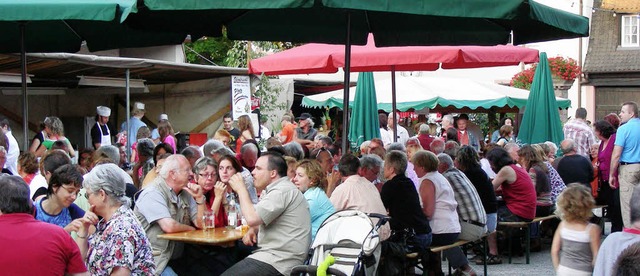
{"left": 557, "top": 223, "right": 595, "bottom": 276}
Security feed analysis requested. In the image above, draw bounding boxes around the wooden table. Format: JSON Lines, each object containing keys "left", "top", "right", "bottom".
{"left": 158, "top": 227, "right": 244, "bottom": 246}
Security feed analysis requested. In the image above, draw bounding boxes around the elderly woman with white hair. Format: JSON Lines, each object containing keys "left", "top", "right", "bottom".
{"left": 73, "top": 163, "right": 155, "bottom": 275}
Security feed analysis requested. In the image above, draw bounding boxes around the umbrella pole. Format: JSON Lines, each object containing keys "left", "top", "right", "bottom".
{"left": 125, "top": 69, "right": 131, "bottom": 159}
{"left": 341, "top": 12, "right": 351, "bottom": 155}
{"left": 20, "top": 22, "right": 28, "bottom": 151}
{"left": 391, "top": 68, "right": 397, "bottom": 143}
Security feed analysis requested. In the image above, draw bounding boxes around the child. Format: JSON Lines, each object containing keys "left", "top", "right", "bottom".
{"left": 551, "top": 183, "right": 601, "bottom": 276}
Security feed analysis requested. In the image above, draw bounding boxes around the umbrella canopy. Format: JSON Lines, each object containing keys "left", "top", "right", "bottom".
{"left": 0, "top": 0, "right": 186, "bottom": 53}
{"left": 129, "top": 0, "right": 589, "bottom": 46}
{"left": 302, "top": 75, "right": 571, "bottom": 111}
{"left": 518, "top": 52, "right": 564, "bottom": 146}
{"left": 348, "top": 72, "right": 380, "bottom": 150}
{"left": 0, "top": 0, "right": 186, "bottom": 150}
{"left": 249, "top": 35, "right": 540, "bottom": 75}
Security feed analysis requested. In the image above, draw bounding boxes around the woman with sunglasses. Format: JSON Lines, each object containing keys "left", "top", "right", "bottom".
{"left": 73, "top": 163, "right": 155, "bottom": 275}
{"left": 193, "top": 156, "right": 228, "bottom": 227}
{"left": 34, "top": 164, "right": 85, "bottom": 233}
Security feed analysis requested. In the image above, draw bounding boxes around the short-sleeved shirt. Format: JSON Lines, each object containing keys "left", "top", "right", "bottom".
{"left": 563, "top": 119, "right": 597, "bottom": 158}
{"left": 35, "top": 198, "right": 85, "bottom": 229}
{"left": 135, "top": 184, "right": 198, "bottom": 225}
{"left": 281, "top": 123, "right": 296, "bottom": 144}
{"left": 91, "top": 123, "right": 111, "bottom": 149}
{"left": 87, "top": 205, "right": 156, "bottom": 275}
{"left": 250, "top": 177, "right": 311, "bottom": 275}
{"left": 381, "top": 174, "right": 431, "bottom": 235}
{"left": 120, "top": 117, "right": 147, "bottom": 148}
{"left": 304, "top": 186, "right": 335, "bottom": 240}
{"left": 462, "top": 165, "right": 498, "bottom": 214}
{"left": 0, "top": 213, "right": 87, "bottom": 275}
{"left": 615, "top": 118, "right": 640, "bottom": 163}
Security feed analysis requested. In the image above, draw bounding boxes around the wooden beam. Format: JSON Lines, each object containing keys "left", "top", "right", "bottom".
{"left": 0, "top": 104, "right": 38, "bottom": 132}
{"left": 191, "top": 105, "right": 230, "bottom": 133}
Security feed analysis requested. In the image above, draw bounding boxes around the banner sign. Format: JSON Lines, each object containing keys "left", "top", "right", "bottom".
{"left": 231, "top": 75, "right": 251, "bottom": 119}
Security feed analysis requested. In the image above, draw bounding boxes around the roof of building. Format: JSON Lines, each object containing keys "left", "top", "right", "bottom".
{"left": 602, "top": 0, "right": 640, "bottom": 13}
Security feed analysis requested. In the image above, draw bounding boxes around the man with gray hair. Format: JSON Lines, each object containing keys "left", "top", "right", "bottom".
{"left": 294, "top": 113, "right": 317, "bottom": 149}
{"left": 504, "top": 142, "right": 520, "bottom": 162}
{"left": 181, "top": 146, "right": 202, "bottom": 169}
{"left": 430, "top": 138, "right": 445, "bottom": 154}
{"left": 555, "top": 139, "right": 594, "bottom": 188}
{"left": 134, "top": 155, "right": 206, "bottom": 275}
{"left": 358, "top": 154, "right": 383, "bottom": 184}
{"left": 436, "top": 153, "right": 485, "bottom": 275}
{"left": 417, "top": 123, "right": 435, "bottom": 151}
{"left": 239, "top": 142, "right": 259, "bottom": 171}
{"left": 563, "top": 107, "right": 597, "bottom": 157}
{"left": 594, "top": 187, "right": 640, "bottom": 276}
{"left": 95, "top": 145, "right": 121, "bottom": 165}
{"left": 440, "top": 114, "right": 454, "bottom": 138}
{"left": 388, "top": 112, "right": 410, "bottom": 145}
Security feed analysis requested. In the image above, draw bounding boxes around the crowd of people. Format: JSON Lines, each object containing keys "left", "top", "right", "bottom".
{"left": 1, "top": 100, "right": 640, "bottom": 276}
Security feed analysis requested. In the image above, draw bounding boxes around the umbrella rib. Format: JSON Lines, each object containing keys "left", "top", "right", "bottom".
{"left": 62, "top": 20, "right": 83, "bottom": 41}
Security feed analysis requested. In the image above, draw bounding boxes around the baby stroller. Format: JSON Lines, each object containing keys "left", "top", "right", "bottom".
{"left": 291, "top": 210, "right": 388, "bottom": 276}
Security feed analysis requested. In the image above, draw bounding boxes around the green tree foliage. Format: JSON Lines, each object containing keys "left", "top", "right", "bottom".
{"left": 185, "top": 35, "right": 299, "bottom": 67}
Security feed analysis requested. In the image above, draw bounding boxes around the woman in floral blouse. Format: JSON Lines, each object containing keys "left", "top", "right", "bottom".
{"left": 73, "top": 163, "right": 155, "bottom": 275}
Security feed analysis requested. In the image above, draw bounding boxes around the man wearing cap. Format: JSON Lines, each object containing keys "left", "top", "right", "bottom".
{"left": 151, "top": 113, "right": 169, "bottom": 144}
{"left": 294, "top": 113, "right": 317, "bottom": 149}
{"left": 91, "top": 106, "right": 112, "bottom": 149}
{"left": 120, "top": 102, "right": 147, "bottom": 148}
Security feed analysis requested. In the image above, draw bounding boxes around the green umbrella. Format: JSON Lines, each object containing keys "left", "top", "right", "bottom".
{"left": 0, "top": 0, "right": 186, "bottom": 150}
{"left": 518, "top": 52, "right": 565, "bottom": 146}
{"left": 348, "top": 72, "right": 380, "bottom": 151}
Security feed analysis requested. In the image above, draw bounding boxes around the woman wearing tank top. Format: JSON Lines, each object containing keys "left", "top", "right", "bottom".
{"left": 551, "top": 184, "right": 601, "bottom": 276}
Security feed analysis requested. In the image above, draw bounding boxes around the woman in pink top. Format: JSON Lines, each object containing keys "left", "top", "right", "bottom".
{"left": 158, "top": 121, "right": 176, "bottom": 153}
{"left": 594, "top": 119, "right": 622, "bottom": 232}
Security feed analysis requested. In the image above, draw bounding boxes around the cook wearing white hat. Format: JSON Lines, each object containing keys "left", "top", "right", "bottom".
{"left": 91, "top": 106, "right": 112, "bottom": 149}
{"left": 120, "top": 102, "right": 148, "bottom": 148}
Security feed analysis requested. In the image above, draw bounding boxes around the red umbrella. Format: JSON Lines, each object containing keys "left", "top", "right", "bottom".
{"left": 249, "top": 34, "right": 539, "bottom": 75}
{"left": 249, "top": 34, "right": 539, "bottom": 147}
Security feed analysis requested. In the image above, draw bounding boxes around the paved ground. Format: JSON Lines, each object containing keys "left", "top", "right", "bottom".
{"left": 439, "top": 219, "right": 611, "bottom": 276}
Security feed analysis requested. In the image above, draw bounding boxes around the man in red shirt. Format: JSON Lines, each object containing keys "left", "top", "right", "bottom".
{"left": 0, "top": 175, "right": 88, "bottom": 275}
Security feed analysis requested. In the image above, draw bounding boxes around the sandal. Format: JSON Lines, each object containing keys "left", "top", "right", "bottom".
{"left": 475, "top": 254, "right": 502, "bottom": 265}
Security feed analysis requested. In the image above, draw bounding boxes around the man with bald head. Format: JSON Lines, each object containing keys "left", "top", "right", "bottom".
{"left": 555, "top": 139, "right": 594, "bottom": 188}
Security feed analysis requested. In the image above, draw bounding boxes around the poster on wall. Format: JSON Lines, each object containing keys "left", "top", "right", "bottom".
{"left": 231, "top": 75, "right": 251, "bottom": 120}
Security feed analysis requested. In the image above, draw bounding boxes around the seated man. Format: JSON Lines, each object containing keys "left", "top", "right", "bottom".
{"left": 223, "top": 152, "right": 311, "bottom": 276}
{"left": 0, "top": 175, "right": 88, "bottom": 275}
{"left": 594, "top": 187, "right": 640, "bottom": 276}
{"left": 330, "top": 154, "right": 390, "bottom": 239}
{"left": 134, "top": 155, "right": 206, "bottom": 275}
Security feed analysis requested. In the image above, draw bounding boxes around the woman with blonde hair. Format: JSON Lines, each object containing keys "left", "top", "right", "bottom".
{"left": 551, "top": 184, "right": 600, "bottom": 276}
{"left": 235, "top": 115, "right": 255, "bottom": 153}
{"left": 158, "top": 121, "right": 176, "bottom": 153}
{"left": 213, "top": 129, "right": 233, "bottom": 148}
{"left": 292, "top": 159, "right": 335, "bottom": 240}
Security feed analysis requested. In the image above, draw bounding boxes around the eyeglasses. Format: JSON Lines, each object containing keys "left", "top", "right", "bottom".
{"left": 198, "top": 173, "right": 217, "bottom": 179}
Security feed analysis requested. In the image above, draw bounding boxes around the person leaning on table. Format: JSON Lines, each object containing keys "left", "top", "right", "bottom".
{"left": 72, "top": 163, "right": 155, "bottom": 275}
{"left": 134, "top": 154, "right": 206, "bottom": 276}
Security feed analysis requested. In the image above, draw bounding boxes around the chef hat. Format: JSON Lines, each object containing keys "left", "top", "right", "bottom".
{"left": 159, "top": 114, "right": 169, "bottom": 121}
{"left": 133, "top": 102, "right": 145, "bottom": 112}
{"left": 96, "top": 106, "right": 111, "bottom": 117}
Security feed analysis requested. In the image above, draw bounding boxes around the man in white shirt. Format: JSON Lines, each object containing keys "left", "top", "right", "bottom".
{"left": 387, "top": 112, "right": 410, "bottom": 146}
{"left": 0, "top": 118, "right": 18, "bottom": 175}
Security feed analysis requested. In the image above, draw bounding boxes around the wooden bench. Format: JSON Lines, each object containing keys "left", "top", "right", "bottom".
{"left": 406, "top": 232, "right": 492, "bottom": 276}
{"left": 498, "top": 214, "right": 558, "bottom": 264}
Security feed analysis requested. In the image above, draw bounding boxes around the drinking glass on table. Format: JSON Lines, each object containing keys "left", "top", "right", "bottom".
{"left": 203, "top": 210, "right": 215, "bottom": 231}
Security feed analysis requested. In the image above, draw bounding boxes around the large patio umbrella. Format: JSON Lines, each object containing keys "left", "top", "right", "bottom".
{"left": 0, "top": 0, "right": 186, "bottom": 150}
{"left": 127, "top": 0, "right": 589, "bottom": 153}
{"left": 348, "top": 72, "right": 380, "bottom": 150}
{"left": 518, "top": 52, "right": 564, "bottom": 146}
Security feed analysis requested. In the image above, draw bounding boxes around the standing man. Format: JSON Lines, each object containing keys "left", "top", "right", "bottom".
{"left": 563, "top": 107, "right": 597, "bottom": 158}
{"left": 610, "top": 101, "right": 640, "bottom": 228}
{"left": 0, "top": 175, "right": 88, "bottom": 275}
{"left": 440, "top": 114, "right": 454, "bottom": 138}
{"left": 120, "top": 102, "right": 147, "bottom": 148}
{"left": 223, "top": 113, "right": 241, "bottom": 149}
{"left": 91, "top": 106, "right": 112, "bottom": 149}
{"left": 388, "top": 112, "right": 410, "bottom": 145}
{"left": 0, "top": 117, "right": 18, "bottom": 174}
{"left": 294, "top": 113, "right": 318, "bottom": 149}
{"left": 223, "top": 152, "right": 311, "bottom": 276}
{"left": 279, "top": 114, "right": 296, "bottom": 144}
{"left": 134, "top": 155, "right": 206, "bottom": 275}
{"left": 456, "top": 114, "right": 479, "bottom": 151}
